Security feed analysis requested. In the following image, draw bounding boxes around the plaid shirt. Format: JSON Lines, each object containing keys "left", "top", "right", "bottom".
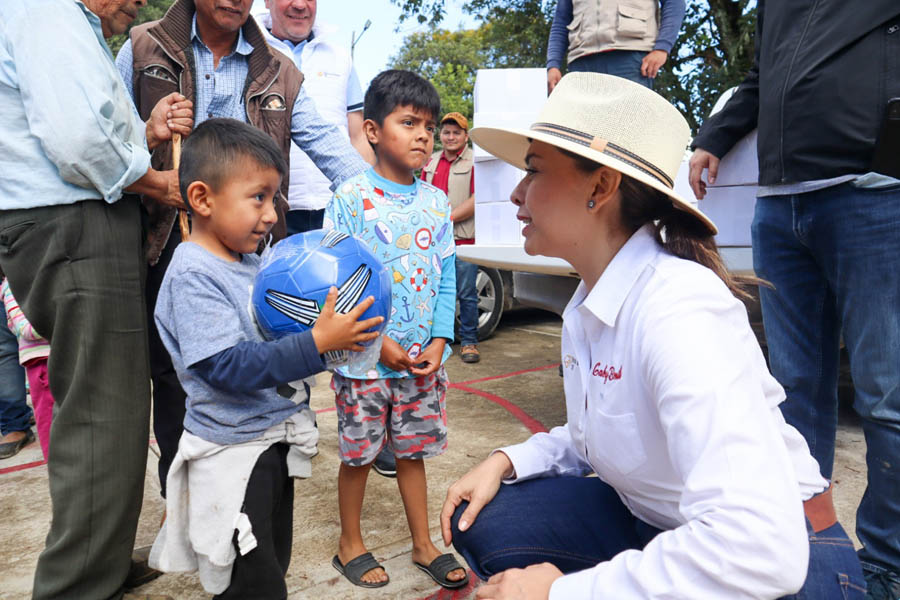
{"left": 116, "top": 15, "right": 367, "bottom": 188}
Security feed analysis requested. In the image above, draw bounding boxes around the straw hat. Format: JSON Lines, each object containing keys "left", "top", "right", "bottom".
{"left": 470, "top": 72, "right": 717, "bottom": 234}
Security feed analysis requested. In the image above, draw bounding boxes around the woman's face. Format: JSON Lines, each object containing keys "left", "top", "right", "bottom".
{"left": 511, "top": 141, "right": 594, "bottom": 259}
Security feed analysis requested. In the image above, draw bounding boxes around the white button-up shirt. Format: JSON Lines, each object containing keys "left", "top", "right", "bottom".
{"left": 501, "top": 225, "right": 828, "bottom": 599}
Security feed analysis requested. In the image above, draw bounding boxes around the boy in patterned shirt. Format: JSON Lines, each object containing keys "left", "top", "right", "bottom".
{"left": 324, "top": 70, "right": 469, "bottom": 590}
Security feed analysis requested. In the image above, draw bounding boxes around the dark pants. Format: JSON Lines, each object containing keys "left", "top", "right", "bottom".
{"left": 147, "top": 230, "right": 186, "bottom": 496}
{"left": 284, "top": 208, "right": 325, "bottom": 237}
{"left": 215, "top": 443, "right": 294, "bottom": 600}
{"left": 452, "top": 477, "right": 866, "bottom": 599}
{"left": 0, "top": 198, "right": 151, "bottom": 600}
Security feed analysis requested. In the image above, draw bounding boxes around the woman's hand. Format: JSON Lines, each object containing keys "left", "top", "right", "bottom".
{"left": 408, "top": 338, "right": 446, "bottom": 376}
{"left": 379, "top": 336, "right": 414, "bottom": 372}
{"left": 440, "top": 451, "right": 514, "bottom": 546}
{"left": 475, "top": 563, "right": 564, "bottom": 600}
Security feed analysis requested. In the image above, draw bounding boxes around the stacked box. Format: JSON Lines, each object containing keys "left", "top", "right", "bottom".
{"left": 472, "top": 68, "right": 547, "bottom": 246}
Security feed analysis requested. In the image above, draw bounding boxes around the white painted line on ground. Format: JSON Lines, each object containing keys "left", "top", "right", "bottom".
{"left": 508, "top": 327, "right": 562, "bottom": 338}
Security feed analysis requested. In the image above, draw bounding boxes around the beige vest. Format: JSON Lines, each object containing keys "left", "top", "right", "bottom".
{"left": 423, "top": 146, "right": 475, "bottom": 241}
{"left": 567, "top": 0, "right": 660, "bottom": 63}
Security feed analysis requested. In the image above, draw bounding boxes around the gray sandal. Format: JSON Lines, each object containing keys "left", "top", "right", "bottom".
{"left": 332, "top": 552, "right": 389, "bottom": 588}
{"left": 414, "top": 553, "right": 470, "bottom": 589}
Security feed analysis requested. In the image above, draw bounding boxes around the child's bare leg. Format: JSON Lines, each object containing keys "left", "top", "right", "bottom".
{"left": 395, "top": 458, "right": 466, "bottom": 582}
{"left": 337, "top": 461, "right": 388, "bottom": 584}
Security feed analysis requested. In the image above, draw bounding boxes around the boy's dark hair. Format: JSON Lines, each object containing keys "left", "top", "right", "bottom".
{"left": 178, "top": 118, "right": 287, "bottom": 208}
{"left": 363, "top": 69, "right": 441, "bottom": 128}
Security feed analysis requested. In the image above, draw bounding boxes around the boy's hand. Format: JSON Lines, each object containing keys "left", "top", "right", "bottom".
{"left": 380, "top": 337, "right": 415, "bottom": 373}
{"left": 311, "top": 288, "right": 383, "bottom": 354}
{"left": 409, "top": 338, "right": 446, "bottom": 377}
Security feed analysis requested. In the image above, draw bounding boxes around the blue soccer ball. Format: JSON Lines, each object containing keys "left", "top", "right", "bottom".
{"left": 252, "top": 230, "right": 392, "bottom": 342}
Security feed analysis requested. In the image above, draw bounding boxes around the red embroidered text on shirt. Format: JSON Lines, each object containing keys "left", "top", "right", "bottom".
{"left": 592, "top": 363, "right": 622, "bottom": 383}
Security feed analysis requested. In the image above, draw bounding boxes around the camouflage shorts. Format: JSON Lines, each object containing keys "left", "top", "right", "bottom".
{"left": 331, "top": 368, "right": 449, "bottom": 466}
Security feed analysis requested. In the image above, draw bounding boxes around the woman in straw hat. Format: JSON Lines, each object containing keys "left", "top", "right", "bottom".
{"left": 438, "top": 73, "right": 864, "bottom": 600}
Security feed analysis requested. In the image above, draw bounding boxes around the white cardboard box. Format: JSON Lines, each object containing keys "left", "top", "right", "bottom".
{"left": 472, "top": 68, "right": 547, "bottom": 162}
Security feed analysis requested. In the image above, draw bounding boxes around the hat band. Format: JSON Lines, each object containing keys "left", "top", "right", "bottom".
{"left": 531, "top": 122, "right": 673, "bottom": 188}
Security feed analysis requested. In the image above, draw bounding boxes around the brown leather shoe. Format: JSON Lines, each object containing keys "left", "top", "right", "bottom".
{"left": 460, "top": 345, "right": 480, "bottom": 364}
{"left": 0, "top": 429, "right": 35, "bottom": 459}
{"left": 124, "top": 546, "right": 163, "bottom": 590}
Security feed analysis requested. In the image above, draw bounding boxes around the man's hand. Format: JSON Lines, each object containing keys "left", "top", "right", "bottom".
{"left": 640, "top": 50, "right": 668, "bottom": 78}
{"left": 475, "top": 564, "right": 564, "bottom": 600}
{"left": 125, "top": 168, "right": 184, "bottom": 208}
{"left": 547, "top": 67, "right": 563, "bottom": 94}
{"left": 688, "top": 148, "right": 721, "bottom": 200}
{"left": 146, "top": 93, "right": 194, "bottom": 151}
{"left": 380, "top": 336, "right": 415, "bottom": 373}
{"left": 408, "top": 338, "right": 446, "bottom": 377}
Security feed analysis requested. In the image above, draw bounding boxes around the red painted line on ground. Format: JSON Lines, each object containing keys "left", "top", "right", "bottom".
{"left": 452, "top": 363, "right": 560, "bottom": 387}
{"left": 453, "top": 384, "right": 548, "bottom": 434}
{"left": 315, "top": 406, "right": 336, "bottom": 414}
{"left": 0, "top": 459, "right": 46, "bottom": 475}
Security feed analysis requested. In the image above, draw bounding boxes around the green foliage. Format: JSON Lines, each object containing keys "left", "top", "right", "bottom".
{"left": 107, "top": 0, "right": 174, "bottom": 56}
{"left": 654, "top": 0, "right": 757, "bottom": 131}
{"left": 391, "top": 0, "right": 758, "bottom": 133}
{"left": 390, "top": 28, "right": 486, "bottom": 119}
{"left": 388, "top": 1, "right": 554, "bottom": 130}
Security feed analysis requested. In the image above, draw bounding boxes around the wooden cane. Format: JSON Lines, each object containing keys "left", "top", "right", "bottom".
{"left": 172, "top": 133, "right": 190, "bottom": 242}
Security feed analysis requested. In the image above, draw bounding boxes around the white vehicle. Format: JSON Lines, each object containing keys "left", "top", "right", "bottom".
{"left": 460, "top": 72, "right": 758, "bottom": 338}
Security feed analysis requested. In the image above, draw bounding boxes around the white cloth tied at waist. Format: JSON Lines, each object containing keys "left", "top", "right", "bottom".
{"left": 149, "top": 407, "right": 318, "bottom": 594}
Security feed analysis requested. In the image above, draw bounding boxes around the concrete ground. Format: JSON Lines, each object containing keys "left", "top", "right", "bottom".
{"left": 0, "top": 309, "right": 867, "bottom": 599}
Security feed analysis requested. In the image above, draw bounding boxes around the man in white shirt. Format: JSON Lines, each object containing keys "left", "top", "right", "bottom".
{"left": 256, "top": 0, "right": 374, "bottom": 234}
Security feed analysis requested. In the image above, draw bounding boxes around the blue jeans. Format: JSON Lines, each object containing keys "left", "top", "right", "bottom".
{"left": 568, "top": 50, "right": 652, "bottom": 89}
{"left": 451, "top": 477, "right": 865, "bottom": 598}
{"left": 456, "top": 258, "right": 479, "bottom": 346}
{"left": 752, "top": 183, "right": 900, "bottom": 576}
{"left": 0, "top": 317, "right": 30, "bottom": 435}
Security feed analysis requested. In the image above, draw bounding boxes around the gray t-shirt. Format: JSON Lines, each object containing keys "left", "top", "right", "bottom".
{"left": 155, "top": 242, "right": 301, "bottom": 445}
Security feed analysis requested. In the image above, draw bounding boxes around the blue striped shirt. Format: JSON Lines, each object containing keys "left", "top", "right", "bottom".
{"left": 116, "top": 15, "right": 367, "bottom": 188}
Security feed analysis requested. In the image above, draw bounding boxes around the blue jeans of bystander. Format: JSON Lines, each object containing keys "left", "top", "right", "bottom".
{"left": 751, "top": 183, "right": 900, "bottom": 578}
{"left": 456, "top": 258, "right": 479, "bottom": 346}
{"left": 567, "top": 50, "right": 653, "bottom": 89}
{"left": 0, "top": 317, "right": 30, "bottom": 434}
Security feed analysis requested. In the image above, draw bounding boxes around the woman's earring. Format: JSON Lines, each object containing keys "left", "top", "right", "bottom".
{"left": 587, "top": 200, "right": 596, "bottom": 209}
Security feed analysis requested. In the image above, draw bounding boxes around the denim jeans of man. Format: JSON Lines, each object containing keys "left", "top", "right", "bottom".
{"left": 568, "top": 50, "right": 653, "bottom": 89}
{"left": 451, "top": 476, "right": 866, "bottom": 598}
{"left": 752, "top": 183, "right": 900, "bottom": 579}
{"left": 456, "top": 258, "right": 479, "bottom": 346}
{"left": 0, "top": 317, "right": 30, "bottom": 435}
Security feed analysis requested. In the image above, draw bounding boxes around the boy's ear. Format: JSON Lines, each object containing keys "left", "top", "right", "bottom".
{"left": 362, "top": 118, "right": 380, "bottom": 147}
{"left": 186, "top": 181, "right": 214, "bottom": 217}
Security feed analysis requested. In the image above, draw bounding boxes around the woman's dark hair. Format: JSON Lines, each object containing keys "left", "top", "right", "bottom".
{"left": 561, "top": 148, "right": 754, "bottom": 301}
